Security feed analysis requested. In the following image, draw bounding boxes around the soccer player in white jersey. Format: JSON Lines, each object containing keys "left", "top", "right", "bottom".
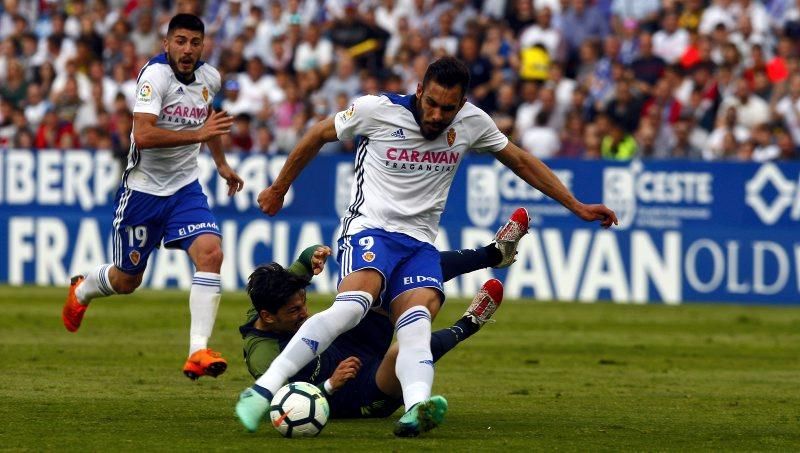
{"left": 236, "top": 57, "right": 617, "bottom": 436}
{"left": 61, "top": 14, "right": 244, "bottom": 380}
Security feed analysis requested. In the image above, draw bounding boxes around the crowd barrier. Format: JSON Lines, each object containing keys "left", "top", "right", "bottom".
{"left": 1, "top": 149, "right": 798, "bottom": 304}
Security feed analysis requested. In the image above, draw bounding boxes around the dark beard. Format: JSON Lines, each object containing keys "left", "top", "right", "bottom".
{"left": 420, "top": 127, "right": 444, "bottom": 140}
{"left": 415, "top": 96, "right": 445, "bottom": 140}
{"left": 166, "top": 53, "right": 196, "bottom": 84}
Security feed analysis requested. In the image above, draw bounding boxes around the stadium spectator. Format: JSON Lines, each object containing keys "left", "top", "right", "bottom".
{"left": 430, "top": 8, "right": 458, "bottom": 57}
{"left": 522, "top": 110, "right": 561, "bottom": 159}
{"left": 631, "top": 32, "right": 665, "bottom": 89}
{"left": 130, "top": 12, "right": 159, "bottom": 57}
{"left": 520, "top": 6, "right": 564, "bottom": 63}
{"left": 320, "top": 54, "right": 360, "bottom": 110}
{"left": 707, "top": 106, "right": 751, "bottom": 159}
{"left": 561, "top": 0, "right": 610, "bottom": 55}
{"left": 293, "top": 23, "right": 334, "bottom": 76}
{"left": 718, "top": 78, "right": 770, "bottom": 129}
{"left": 750, "top": 123, "right": 781, "bottom": 162}
{"left": 602, "top": 117, "right": 636, "bottom": 160}
{"left": 0, "top": 99, "right": 15, "bottom": 147}
{"left": 774, "top": 74, "right": 800, "bottom": 145}
{"left": 229, "top": 113, "right": 255, "bottom": 153}
{"left": 653, "top": 12, "right": 690, "bottom": 64}
{"left": 0, "top": 59, "right": 27, "bottom": 107}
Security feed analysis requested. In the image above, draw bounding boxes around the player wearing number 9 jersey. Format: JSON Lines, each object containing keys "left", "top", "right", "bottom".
{"left": 61, "top": 14, "right": 244, "bottom": 381}
{"left": 237, "top": 57, "right": 618, "bottom": 437}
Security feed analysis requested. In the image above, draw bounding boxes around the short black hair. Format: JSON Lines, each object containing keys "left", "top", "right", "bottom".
{"left": 422, "top": 57, "right": 471, "bottom": 97}
{"left": 247, "top": 263, "right": 310, "bottom": 314}
{"left": 168, "top": 13, "right": 205, "bottom": 36}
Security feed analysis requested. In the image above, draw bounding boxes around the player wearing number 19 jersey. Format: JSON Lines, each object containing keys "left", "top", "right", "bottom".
{"left": 61, "top": 14, "right": 244, "bottom": 380}
{"left": 238, "top": 57, "right": 618, "bottom": 436}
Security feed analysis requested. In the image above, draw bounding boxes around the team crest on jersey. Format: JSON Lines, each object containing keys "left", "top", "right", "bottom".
{"left": 362, "top": 251, "right": 375, "bottom": 262}
{"left": 129, "top": 250, "right": 141, "bottom": 266}
{"left": 137, "top": 82, "right": 153, "bottom": 104}
{"left": 202, "top": 86, "right": 209, "bottom": 102}
{"left": 447, "top": 127, "right": 456, "bottom": 147}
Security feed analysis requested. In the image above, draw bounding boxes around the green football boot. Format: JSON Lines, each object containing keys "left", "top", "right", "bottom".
{"left": 235, "top": 387, "right": 270, "bottom": 432}
{"left": 393, "top": 395, "right": 448, "bottom": 437}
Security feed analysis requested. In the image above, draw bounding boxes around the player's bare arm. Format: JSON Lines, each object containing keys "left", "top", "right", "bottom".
{"left": 328, "top": 356, "right": 362, "bottom": 392}
{"left": 495, "top": 141, "right": 619, "bottom": 228}
{"left": 257, "top": 117, "right": 338, "bottom": 215}
{"left": 132, "top": 109, "right": 233, "bottom": 149}
{"left": 206, "top": 134, "right": 244, "bottom": 196}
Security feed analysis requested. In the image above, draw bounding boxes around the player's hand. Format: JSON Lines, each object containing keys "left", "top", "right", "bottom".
{"left": 257, "top": 185, "right": 286, "bottom": 216}
{"left": 199, "top": 110, "right": 234, "bottom": 142}
{"left": 217, "top": 163, "right": 244, "bottom": 196}
{"left": 311, "top": 246, "right": 332, "bottom": 275}
{"left": 329, "top": 356, "right": 361, "bottom": 391}
{"left": 575, "top": 203, "right": 619, "bottom": 229}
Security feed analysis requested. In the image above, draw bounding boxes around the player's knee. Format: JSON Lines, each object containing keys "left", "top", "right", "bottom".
{"left": 196, "top": 246, "right": 223, "bottom": 270}
{"left": 113, "top": 274, "right": 142, "bottom": 294}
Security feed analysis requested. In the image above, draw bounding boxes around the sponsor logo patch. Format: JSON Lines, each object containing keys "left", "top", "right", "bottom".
{"left": 137, "top": 82, "right": 153, "bottom": 104}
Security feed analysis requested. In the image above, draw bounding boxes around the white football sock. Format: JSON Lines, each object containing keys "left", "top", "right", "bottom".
{"left": 254, "top": 291, "right": 371, "bottom": 395}
{"left": 75, "top": 264, "right": 116, "bottom": 305}
{"left": 189, "top": 272, "right": 221, "bottom": 355}
{"left": 395, "top": 306, "right": 434, "bottom": 409}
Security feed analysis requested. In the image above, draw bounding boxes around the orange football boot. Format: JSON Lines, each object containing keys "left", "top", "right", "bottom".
{"left": 183, "top": 348, "right": 228, "bottom": 380}
{"left": 62, "top": 275, "right": 87, "bottom": 332}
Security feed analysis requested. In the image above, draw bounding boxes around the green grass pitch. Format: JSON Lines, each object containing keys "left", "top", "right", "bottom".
{"left": 1, "top": 286, "right": 799, "bottom": 451}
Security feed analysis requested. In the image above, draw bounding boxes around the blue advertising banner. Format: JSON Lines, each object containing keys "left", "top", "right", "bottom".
{"left": 1, "top": 149, "right": 798, "bottom": 304}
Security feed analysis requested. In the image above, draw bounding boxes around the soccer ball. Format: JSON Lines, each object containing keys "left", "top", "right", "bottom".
{"left": 269, "top": 381, "right": 330, "bottom": 438}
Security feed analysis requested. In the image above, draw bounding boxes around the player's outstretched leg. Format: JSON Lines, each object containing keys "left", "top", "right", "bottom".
{"left": 493, "top": 207, "right": 530, "bottom": 268}
{"left": 393, "top": 395, "right": 449, "bottom": 437}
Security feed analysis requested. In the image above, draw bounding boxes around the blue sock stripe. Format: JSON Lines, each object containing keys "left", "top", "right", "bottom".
{"left": 252, "top": 384, "right": 273, "bottom": 401}
{"left": 97, "top": 265, "right": 113, "bottom": 295}
{"left": 337, "top": 297, "right": 369, "bottom": 313}
{"left": 192, "top": 279, "right": 221, "bottom": 286}
{"left": 192, "top": 282, "right": 221, "bottom": 289}
{"left": 335, "top": 295, "right": 370, "bottom": 304}
{"left": 192, "top": 276, "right": 221, "bottom": 283}
{"left": 396, "top": 310, "right": 430, "bottom": 326}
{"left": 192, "top": 280, "right": 219, "bottom": 285}
{"left": 335, "top": 294, "right": 371, "bottom": 304}
{"left": 395, "top": 310, "right": 431, "bottom": 331}
{"left": 336, "top": 294, "right": 371, "bottom": 312}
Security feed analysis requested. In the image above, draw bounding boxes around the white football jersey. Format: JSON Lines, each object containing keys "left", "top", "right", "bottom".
{"left": 334, "top": 93, "right": 508, "bottom": 244}
{"left": 127, "top": 54, "right": 221, "bottom": 195}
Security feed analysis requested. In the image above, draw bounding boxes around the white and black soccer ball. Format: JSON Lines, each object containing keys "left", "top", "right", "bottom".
{"left": 269, "top": 381, "right": 330, "bottom": 438}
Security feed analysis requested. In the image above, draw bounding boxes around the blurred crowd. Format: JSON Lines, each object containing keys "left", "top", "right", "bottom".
{"left": 1, "top": 0, "right": 800, "bottom": 161}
